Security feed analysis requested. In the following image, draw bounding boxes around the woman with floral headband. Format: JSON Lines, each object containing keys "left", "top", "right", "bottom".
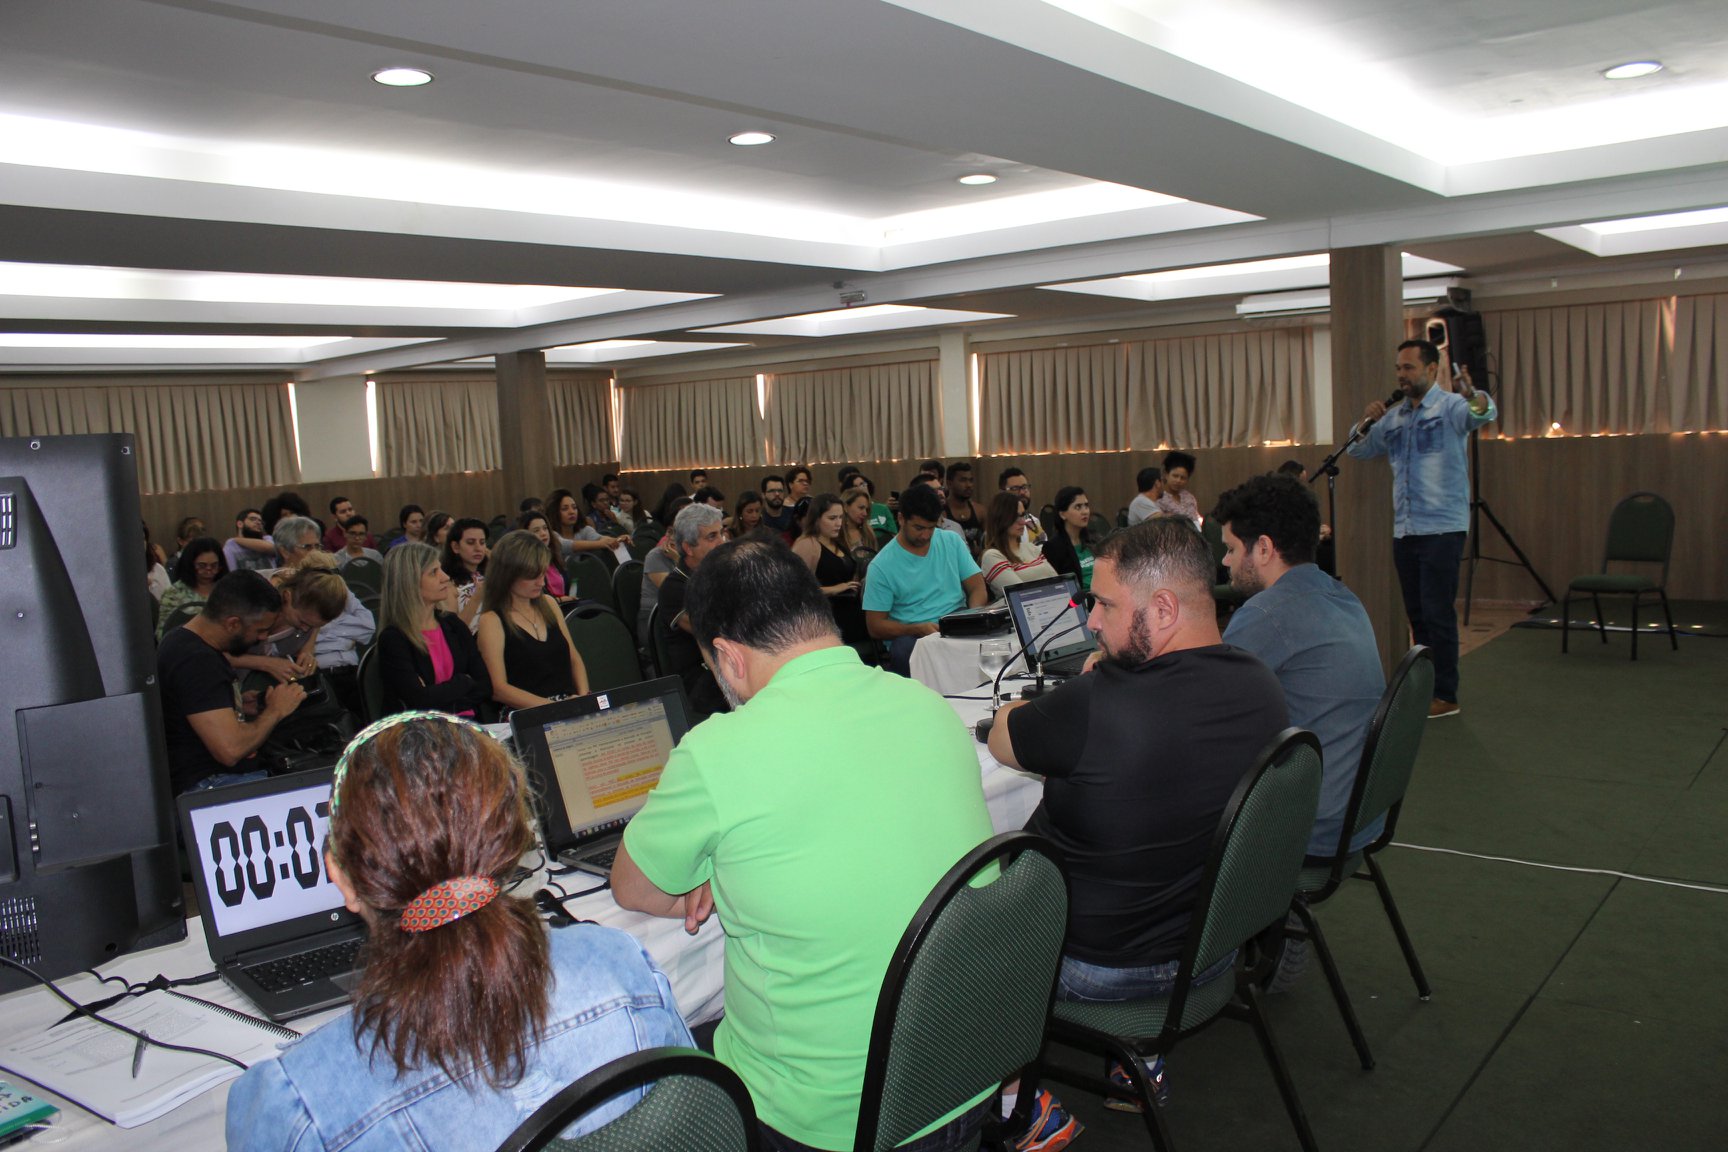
{"left": 225, "top": 713, "right": 692, "bottom": 1151}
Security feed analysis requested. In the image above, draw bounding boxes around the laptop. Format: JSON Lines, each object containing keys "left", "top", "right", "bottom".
{"left": 178, "top": 768, "right": 366, "bottom": 1022}
{"left": 1004, "top": 574, "right": 1098, "bottom": 679}
{"left": 509, "top": 676, "right": 691, "bottom": 878}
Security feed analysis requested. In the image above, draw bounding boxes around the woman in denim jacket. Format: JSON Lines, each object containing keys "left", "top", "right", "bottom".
{"left": 226, "top": 712, "right": 692, "bottom": 1151}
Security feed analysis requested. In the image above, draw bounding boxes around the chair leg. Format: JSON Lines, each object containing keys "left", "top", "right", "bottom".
{"left": 1561, "top": 589, "right": 1570, "bottom": 653}
{"left": 1630, "top": 593, "right": 1640, "bottom": 661}
{"left": 1115, "top": 1043, "right": 1176, "bottom": 1152}
{"left": 1366, "top": 853, "right": 1431, "bottom": 1000}
{"left": 1239, "top": 982, "right": 1320, "bottom": 1152}
{"left": 1591, "top": 593, "right": 1607, "bottom": 644}
{"left": 1291, "top": 901, "right": 1375, "bottom": 1071}
{"left": 1658, "top": 588, "right": 1679, "bottom": 651}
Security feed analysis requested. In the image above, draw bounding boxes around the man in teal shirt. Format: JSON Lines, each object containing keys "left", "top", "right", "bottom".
{"left": 614, "top": 541, "right": 995, "bottom": 1151}
{"left": 862, "top": 484, "right": 987, "bottom": 676}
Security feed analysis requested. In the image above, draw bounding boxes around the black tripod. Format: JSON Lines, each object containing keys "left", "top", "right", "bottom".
{"left": 1461, "top": 428, "right": 1554, "bottom": 623}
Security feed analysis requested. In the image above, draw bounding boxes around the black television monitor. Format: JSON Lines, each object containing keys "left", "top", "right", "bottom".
{"left": 0, "top": 433, "right": 184, "bottom": 993}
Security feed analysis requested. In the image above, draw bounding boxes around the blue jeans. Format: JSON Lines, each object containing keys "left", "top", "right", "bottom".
{"left": 1056, "top": 952, "right": 1234, "bottom": 1003}
{"left": 1392, "top": 531, "right": 1466, "bottom": 701}
{"left": 759, "top": 1102, "right": 988, "bottom": 1152}
{"left": 187, "top": 769, "right": 268, "bottom": 793}
{"left": 883, "top": 634, "right": 919, "bottom": 677}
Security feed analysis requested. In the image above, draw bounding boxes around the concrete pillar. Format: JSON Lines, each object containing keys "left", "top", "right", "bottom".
{"left": 937, "top": 329, "right": 971, "bottom": 458}
{"left": 1327, "top": 245, "right": 1406, "bottom": 674}
{"left": 291, "top": 374, "right": 371, "bottom": 482}
{"left": 496, "top": 350, "right": 553, "bottom": 508}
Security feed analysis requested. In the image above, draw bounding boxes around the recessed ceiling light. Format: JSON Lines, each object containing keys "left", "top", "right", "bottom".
{"left": 1603, "top": 61, "right": 1663, "bottom": 80}
{"left": 957, "top": 173, "right": 998, "bottom": 186}
{"left": 371, "top": 67, "right": 434, "bottom": 87}
{"left": 729, "top": 131, "right": 775, "bottom": 146}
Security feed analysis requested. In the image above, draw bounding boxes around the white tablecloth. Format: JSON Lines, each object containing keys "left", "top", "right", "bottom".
{"left": 909, "top": 632, "right": 1026, "bottom": 696}
{"left": 0, "top": 700, "right": 1042, "bottom": 1152}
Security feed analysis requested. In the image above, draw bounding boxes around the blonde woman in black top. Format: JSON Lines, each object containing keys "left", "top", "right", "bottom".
{"left": 475, "top": 530, "right": 590, "bottom": 711}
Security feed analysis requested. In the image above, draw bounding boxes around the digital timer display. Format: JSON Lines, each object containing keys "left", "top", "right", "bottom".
{"left": 186, "top": 779, "right": 345, "bottom": 936}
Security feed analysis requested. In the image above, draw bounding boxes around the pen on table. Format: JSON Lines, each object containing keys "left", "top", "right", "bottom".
{"left": 131, "top": 1030, "right": 149, "bottom": 1079}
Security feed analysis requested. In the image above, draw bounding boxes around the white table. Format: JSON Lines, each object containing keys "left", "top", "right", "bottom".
{"left": 909, "top": 631, "right": 1026, "bottom": 696}
{"left": 0, "top": 701, "right": 1041, "bottom": 1152}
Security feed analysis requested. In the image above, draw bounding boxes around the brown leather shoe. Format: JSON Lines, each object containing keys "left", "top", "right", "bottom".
{"left": 1428, "top": 699, "right": 1460, "bottom": 719}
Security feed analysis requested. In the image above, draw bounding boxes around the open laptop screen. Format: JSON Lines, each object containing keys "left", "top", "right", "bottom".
{"left": 1005, "top": 574, "right": 1095, "bottom": 661}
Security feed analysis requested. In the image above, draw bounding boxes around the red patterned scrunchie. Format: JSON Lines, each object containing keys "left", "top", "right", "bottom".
{"left": 398, "top": 876, "right": 501, "bottom": 933}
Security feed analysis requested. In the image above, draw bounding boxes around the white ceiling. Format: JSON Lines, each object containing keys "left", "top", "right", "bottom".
{"left": 1, "top": 0, "right": 1725, "bottom": 373}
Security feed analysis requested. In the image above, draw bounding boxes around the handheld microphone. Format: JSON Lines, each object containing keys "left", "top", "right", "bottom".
{"left": 975, "top": 598, "right": 1092, "bottom": 743}
{"left": 1359, "top": 389, "right": 1409, "bottom": 432}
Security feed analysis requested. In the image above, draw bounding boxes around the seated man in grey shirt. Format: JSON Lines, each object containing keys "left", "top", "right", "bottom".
{"left": 1213, "top": 474, "right": 1386, "bottom": 857}
{"left": 1126, "top": 467, "right": 1164, "bottom": 526}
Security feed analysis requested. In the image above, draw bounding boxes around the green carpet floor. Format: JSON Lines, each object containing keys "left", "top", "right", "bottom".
{"left": 1511, "top": 597, "right": 1728, "bottom": 639}
{"left": 1049, "top": 626, "right": 1728, "bottom": 1152}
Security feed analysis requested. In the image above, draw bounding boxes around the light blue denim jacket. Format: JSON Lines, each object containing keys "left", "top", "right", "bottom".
{"left": 1346, "top": 386, "right": 1496, "bottom": 537}
{"left": 225, "top": 924, "right": 692, "bottom": 1152}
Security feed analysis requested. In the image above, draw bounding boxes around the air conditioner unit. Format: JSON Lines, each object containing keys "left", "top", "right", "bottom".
{"left": 1236, "top": 278, "right": 1463, "bottom": 318}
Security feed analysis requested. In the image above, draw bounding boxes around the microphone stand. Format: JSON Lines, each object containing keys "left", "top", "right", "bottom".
{"left": 975, "top": 612, "right": 1089, "bottom": 743}
{"left": 1308, "top": 395, "right": 1399, "bottom": 581}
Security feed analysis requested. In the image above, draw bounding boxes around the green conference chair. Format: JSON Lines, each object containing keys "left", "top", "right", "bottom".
{"left": 356, "top": 643, "right": 386, "bottom": 724}
{"left": 1047, "top": 729, "right": 1323, "bottom": 1152}
{"left": 612, "top": 559, "right": 645, "bottom": 636}
{"left": 1275, "top": 646, "right": 1435, "bottom": 1072}
{"left": 564, "top": 604, "right": 645, "bottom": 692}
{"left": 566, "top": 554, "right": 619, "bottom": 613}
{"left": 493, "top": 1046, "right": 759, "bottom": 1152}
{"left": 1561, "top": 491, "right": 1679, "bottom": 660}
{"left": 855, "top": 832, "right": 1068, "bottom": 1152}
{"left": 1198, "top": 517, "right": 1245, "bottom": 607}
{"left": 159, "top": 601, "right": 204, "bottom": 637}
{"left": 339, "top": 555, "right": 383, "bottom": 597}
{"left": 647, "top": 605, "right": 675, "bottom": 683}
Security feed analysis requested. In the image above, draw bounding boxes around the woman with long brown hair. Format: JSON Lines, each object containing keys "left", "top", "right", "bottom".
{"left": 225, "top": 712, "right": 691, "bottom": 1150}
{"left": 475, "top": 530, "right": 590, "bottom": 710}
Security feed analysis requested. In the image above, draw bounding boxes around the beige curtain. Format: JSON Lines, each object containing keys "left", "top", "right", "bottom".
{"left": 547, "top": 372, "right": 615, "bottom": 465}
{"left": 979, "top": 345, "right": 1129, "bottom": 454}
{"left": 375, "top": 374, "right": 500, "bottom": 477}
{"left": 766, "top": 361, "right": 939, "bottom": 464}
{"left": 1668, "top": 293, "right": 1728, "bottom": 434}
{"left": 0, "top": 379, "right": 298, "bottom": 494}
{"left": 1483, "top": 300, "right": 1671, "bottom": 437}
{"left": 618, "top": 377, "right": 763, "bottom": 470}
{"left": 1127, "top": 328, "right": 1314, "bottom": 449}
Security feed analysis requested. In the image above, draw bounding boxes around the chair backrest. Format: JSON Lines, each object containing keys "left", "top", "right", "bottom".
{"left": 565, "top": 605, "right": 645, "bottom": 692}
{"left": 1116, "top": 506, "right": 1129, "bottom": 528}
{"left": 494, "top": 1046, "right": 759, "bottom": 1152}
{"left": 340, "top": 556, "right": 383, "bottom": 596}
{"left": 631, "top": 520, "right": 664, "bottom": 559}
{"left": 1038, "top": 503, "right": 1058, "bottom": 539}
{"left": 567, "top": 554, "right": 619, "bottom": 612}
{"left": 1602, "top": 491, "right": 1675, "bottom": 574}
{"left": 855, "top": 832, "right": 1068, "bottom": 1152}
{"left": 647, "top": 604, "right": 674, "bottom": 679}
{"left": 1338, "top": 645, "right": 1434, "bottom": 857}
{"left": 356, "top": 643, "right": 385, "bottom": 724}
{"left": 160, "top": 601, "right": 203, "bottom": 636}
{"left": 1167, "top": 728, "right": 1321, "bottom": 1032}
{"left": 613, "top": 560, "right": 645, "bottom": 633}
{"left": 1198, "top": 516, "right": 1228, "bottom": 569}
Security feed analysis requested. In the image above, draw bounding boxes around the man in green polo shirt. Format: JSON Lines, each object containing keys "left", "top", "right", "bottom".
{"left": 614, "top": 540, "right": 995, "bottom": 1151}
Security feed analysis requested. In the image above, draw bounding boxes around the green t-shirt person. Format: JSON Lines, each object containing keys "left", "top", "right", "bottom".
{"left": 1076, "top": 544, "right": 1094, "bottom": 590}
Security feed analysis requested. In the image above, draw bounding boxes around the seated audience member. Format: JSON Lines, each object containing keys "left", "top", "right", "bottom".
{"left": 230, "top": 524, "right": 350, "bottom": 687}
{"left": 654, "top": 483, "right": 689, "bottom": 527}
{"left": 836, "top": 464, "right": 861, "bottom": 489}
{"left": 689, "top": 468, "right": 708, "bottom": 488}
{"left": 1213, "top": 475, "right": 1383, "bottom": 855}
{"left": 906, "top": 474, "right": 964, "bottom": 539}
{"left": 425, "top": 511, "right": 455, "bottom": 551}
{"left": 169, "top": 515, "right": 206, "bottom": 569}
{"left": 519, "top": 495, "right": 545, "bottom": 516}
{"left": 376, "top": 543, "right": 490, "bottom": 717}
{"left": 476, "top": 531, "right": 590, "bottom": 711}
{"left": 1127, "top": 467, "right": 1164, "bottom": 526}
{"left": 978, "top": 492, "right": 1058, "bottom": 598}
{"left": 440, "top": 517, "right": 490, "bottom": 629}
{"left": 655, "top": 505, "right": 730, "bottom": 722}
{"left": 728, "top": 489, "right": 764, "bottom": 541}
{"left": 791, "top": 494, "right": 868, "bottom": 646}
{"left": 388, "top": 504, "right": 426, "bottom": 551}
{"left": 998, "top": 468, "right": 1045, "bottom": 547}
{"left": 691, "top": 484, "right": 728, "bottom": 511}
{"left": 336, "top": 516, "right": 384, "bottom": 568}
{"left": 850, "top": 474, "right": 896, "bottom": 540}
{"left": 546, "top": 488, "right": 617, "bottom": 559}
{"left": 582, "top": 483, "right": 626, "bottom": 537}
{"left": 224, "top": 507, "right": 276, "bottom": 572}
{"left": 862, "top": 484, "right": 986, "bottom": 676}
{"left": 785, "top": 465, "right": 813, "bottom": 524}
{"left": 519, "top": 510, "right": 571, "bottom": 600}
{"left": 156, "top": 572, "right": 307, "bottom": 794}
{"left": 226, "top": 713, "right": 691, "bottom": 1152}
{"left": 757, "top": 474, "right": 798, "bottom": 541}
{"left": 614, "top": 540, "right": 994, "bottom": 1152}
{"left": 919, "top": 459, "right": 946, "bottom": 483}
{"left": 1273, "top": 459, "right": 1336, "bottom": 575}
{"left": 1153, "top": 450, "right": 1201, "bottom": 525}
{"left": 262, "top": 491, "right": 314, "bottom": 535}
{"left": 322, "top": 496, "right": 373, "bottom": 552}
{"left": 638, "top": 517, "right": 682, "bottom": 648}
{"left": 1040, "top": 486, "right": 1099, "bottom": 592}
{"left": 613, "top": 487, "right": 643, "bottom": 533}
{"left": 840, "top": 488, "right": 878, "bottom": 561}
{"left": 158, "top": 537, "right": 229, "bottom": 639}
{"left": 945, "top": 461, "right": 987, "bottom": 556}
{"left": 144, "top": 520, "right": 171, "bottom": 601}
{"left": 988, "top": 520, "right": 1286, "bottom": 1113}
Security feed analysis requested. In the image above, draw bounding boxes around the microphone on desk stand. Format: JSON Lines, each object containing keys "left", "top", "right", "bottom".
{"left": 975, "top": 603, "right": 1089, "bottom": 743}
{"left": 1021, "top": 592, "right": 1096, "bottom": 702}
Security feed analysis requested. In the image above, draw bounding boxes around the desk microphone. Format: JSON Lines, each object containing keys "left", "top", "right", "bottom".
{"left": 974, "top": 601, "right": 1090, "bottom": 743}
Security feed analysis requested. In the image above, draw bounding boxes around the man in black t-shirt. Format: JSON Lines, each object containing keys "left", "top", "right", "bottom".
{"left": 157, "top": 571, "right": 307, "bottom": 793}
{"left": 989, "top": 519, "right": 1287, "bottom": 987}
{"left": 656, "top": 504, "right": 730, "bottom": 723}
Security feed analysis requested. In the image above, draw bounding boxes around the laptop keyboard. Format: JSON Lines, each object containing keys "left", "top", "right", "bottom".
{"left": 580, "top": 846, "right": 617, "bottom": 870}
{"left": 245, "top": 937, "right": 363, "bottom": 993}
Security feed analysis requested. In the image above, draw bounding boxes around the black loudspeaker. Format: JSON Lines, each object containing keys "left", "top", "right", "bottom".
{"left": 1426, "top": 306, "right": 1489, "bottom": 387}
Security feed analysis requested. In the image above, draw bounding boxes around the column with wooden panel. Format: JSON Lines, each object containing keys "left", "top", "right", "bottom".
{"left": 1328, "top": 245, "right": 1407, "bottom": 674}
{"left": 496, "top": 350, "right": 553, "bottom": 511}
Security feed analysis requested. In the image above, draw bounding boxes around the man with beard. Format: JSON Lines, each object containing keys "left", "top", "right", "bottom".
{"left": 156, "top": 571, "right": 306, "bottom": 793}
{"left": 1214, "top": 474, "right": 1386, "bottom": 857}
{"left": 945, "top": 461, "right": 987, "bottom": 556}
{"left": 758, "top": 473, "right": 798, "bottom": 542}
{"left": 986, "top": 518, "right": 1285, "bottom": 1111}
{"left": 223, "top": 507, "right": 277, "bottom": 572}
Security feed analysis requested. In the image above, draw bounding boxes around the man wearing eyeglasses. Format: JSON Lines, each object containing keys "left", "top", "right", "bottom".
{"left": 998, "top": 468, "right": 1046, "bottom": 547}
